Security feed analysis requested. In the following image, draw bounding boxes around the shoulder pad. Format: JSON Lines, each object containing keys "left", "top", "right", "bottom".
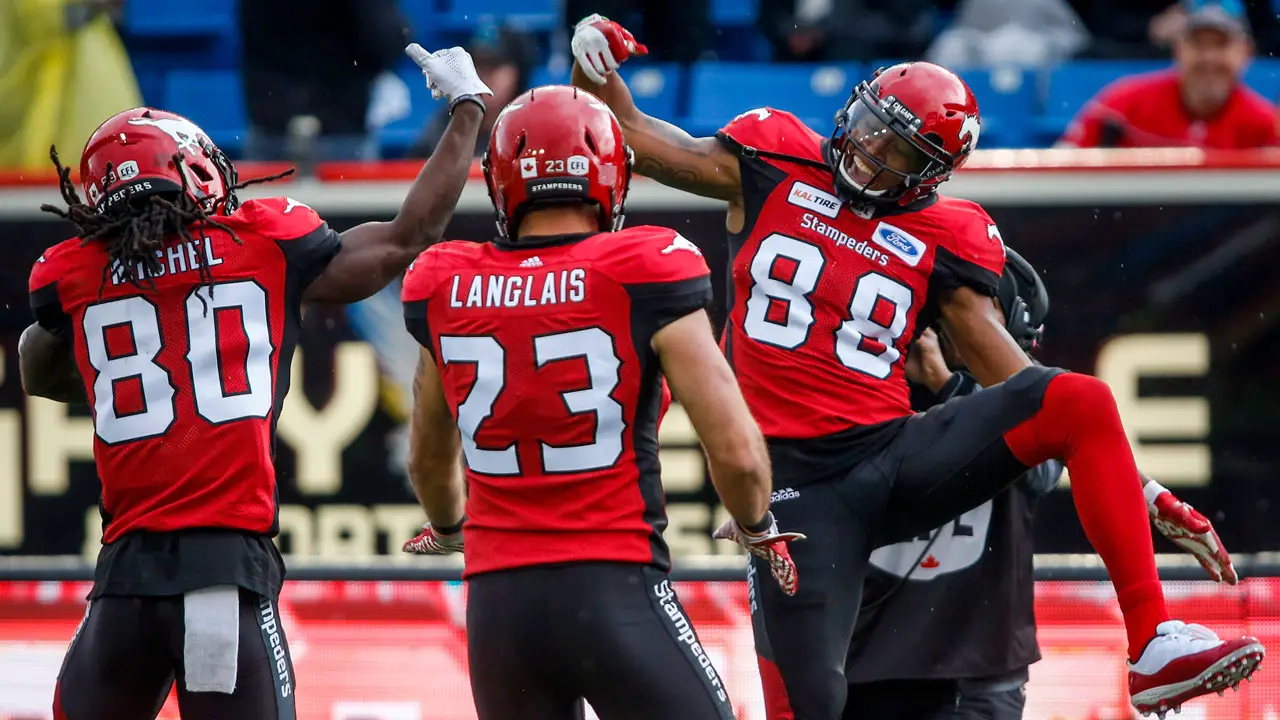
{"left": 28, "top": 239, "right": 80, "bottom": 293}
{"left": 234, "top": 197, "right": 326, "bottom": 241}
{"left": 592, "top": 226, "right": 711, "bottom": 285}
{"left": 935, "top": 198, "right": 1006, "bottom": 276}
{"left": 401, "top": 240, "right": 479, "bottom": 303}
{"left": 717, "top": 107, "right": 822, "bottom": 156}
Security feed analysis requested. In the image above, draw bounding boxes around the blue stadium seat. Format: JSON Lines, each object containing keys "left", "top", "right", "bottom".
{"left": 398, "top": 0, "right": 449, "bottom": 49}
{"left": 1038, "top": 60, "right": 1171, "bottom": 141}
{"left": 1245, "top": 59, "right": 1280, "bottom": 101}
{"left": 531, "top": 64, "right": 685, "bottom": 121}
{"left": 437, "top": 0, "right": 557, "bottom": 31}
{"left": 162, "top": 71, "right": 247, "bottom": 154}
{"left": 958, "top": 66, "right": 1035, "bottom": 149}
{"left": 124, "top": 0, "right": 235, "bottom": 38}
{"left": 711, "top": 0, "right": 760, "bottom": 27}
{"left": 377, "top": 68, "right": 446, "bottom": 156}
{"left": 684, "top": 63, "right": 861, "bottom": 137}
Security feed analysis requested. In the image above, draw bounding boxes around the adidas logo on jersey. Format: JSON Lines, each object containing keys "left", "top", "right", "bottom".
{"left": 519, "top": 256, "right": 543, "bottom": 268}
{"left": 770, "top": 487, "right": 800, "bottom": 503}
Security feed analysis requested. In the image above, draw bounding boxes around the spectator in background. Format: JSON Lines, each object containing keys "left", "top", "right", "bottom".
{"left": 409, "top": 24, "right": 534, "bottom": 158}
{"left": 239, "top": 0, "right": 408, "bottom": 161}
{"left": 564, "top": 0, "right": 711, "bottom": 63}
{"left": 1058, "top": 1, "right": 1278, "bottom": 148}
{"left": 927, "top": 0, "right": 1089, "bottom": 68}
{"left": 758, "top": 0, "right": 936, "bottom": 63}
{"left": 0, "top": 0, "right": 141, "bottom": 171}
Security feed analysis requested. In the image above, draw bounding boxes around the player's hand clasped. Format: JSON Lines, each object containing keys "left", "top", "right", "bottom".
{"left": 571, "top": 14, "right": 648, "bottom": 84}
{"left": 403, "top": 523, "right": 465, "bottom": 556}
{"left": 404, "top": 44, "right": 492, "bottom": 112}
{"left": 1145, "top": 480, "right": 1237, "bottom": 584}
{"left": 713, "top": 512, "right": 806, "bottom": 596}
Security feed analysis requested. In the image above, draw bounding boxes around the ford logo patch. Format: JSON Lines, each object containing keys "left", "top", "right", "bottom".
{"left": 878, "top": 228, "right": 918, "bottom": 257}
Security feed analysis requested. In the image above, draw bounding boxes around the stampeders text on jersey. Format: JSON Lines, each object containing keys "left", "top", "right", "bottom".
{"left": 449, "top": 268, "right": 587, "bottom": 309}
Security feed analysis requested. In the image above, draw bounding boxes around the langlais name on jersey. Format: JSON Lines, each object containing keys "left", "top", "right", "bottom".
{"left": 28, "top": 197, "right": 340, "bottom": 545}
{"left": 402, "top": 225, "right": 711, "bottom": 577}
{"left": 716, "top": 107, "right": 1006, "bottom": 438}
{"left": 446, "top": 267, "right": 587, "bottom": 308}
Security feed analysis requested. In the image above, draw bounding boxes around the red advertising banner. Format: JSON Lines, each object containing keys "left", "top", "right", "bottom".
{"left": 0, "top": 579, "right": 1277, "bottom": 719}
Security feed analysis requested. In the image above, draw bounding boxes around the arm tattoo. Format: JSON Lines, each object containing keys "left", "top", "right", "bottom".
{"left": 632, "top": 116, "right": 741, "bottom": 201}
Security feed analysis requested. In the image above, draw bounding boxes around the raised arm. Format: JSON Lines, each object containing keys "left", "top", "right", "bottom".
{"left": 569, "top": 15, "right": 742, "bottom": 203}
{"left": 303, "top": 45, "right": 490, "bottom": 304}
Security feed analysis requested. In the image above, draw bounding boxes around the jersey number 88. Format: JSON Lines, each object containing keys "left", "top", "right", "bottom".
{"left": 743, "top": 233, "right": 914, "bottom": 379}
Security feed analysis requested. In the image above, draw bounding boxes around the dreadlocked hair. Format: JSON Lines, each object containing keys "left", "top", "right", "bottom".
{"left": 39, "top": 145, "right": 294, "bottom": 313}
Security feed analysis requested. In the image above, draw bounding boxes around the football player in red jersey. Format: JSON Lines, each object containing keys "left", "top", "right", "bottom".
{"left": 569, "top": 14, "right": 1262, "bottom": 720}
{"left": 18, "top": 44, "right": 490, "bottom": 720}
{"left": 399, "top": 84, "right": 802, "bottom": 720}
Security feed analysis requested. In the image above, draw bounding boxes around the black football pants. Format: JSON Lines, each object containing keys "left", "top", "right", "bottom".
{"left": 467, "top": 562, "right": 736, "bottom": 720}
{"left": 842, "top": 672, "right": 1029, "bottom": 720}
{"left": 751, "top": 365, "right": 1060, "bottom": 720}
{"left": 54, "top": 588, "right": 296, "bottom": 720}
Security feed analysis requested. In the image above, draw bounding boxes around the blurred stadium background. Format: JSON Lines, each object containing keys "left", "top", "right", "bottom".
{"left": 4, "top": 0, "right": 1280, "bottom": 718}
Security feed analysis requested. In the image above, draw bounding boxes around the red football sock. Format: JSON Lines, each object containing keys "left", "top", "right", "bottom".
{"left": 1004, "top": 372, "right": 1169, "bottom": 661}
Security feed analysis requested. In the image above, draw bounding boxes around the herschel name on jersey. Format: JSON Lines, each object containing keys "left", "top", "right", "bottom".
{"left": 109, "top": 236, "right": 224, "bottom": 285}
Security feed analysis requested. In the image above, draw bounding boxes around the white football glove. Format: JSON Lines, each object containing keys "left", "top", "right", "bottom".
{"left": 1145, "top": 480, "right": 1237, "bottom": 584}
{"left": 570, "top": 14, "right": 648, "bottom": 85}
{"left": 404, "top": 44, "right": 492, "bottom": 111}
{"left": 713, "top": 511, "right": 806, "bottom": 596}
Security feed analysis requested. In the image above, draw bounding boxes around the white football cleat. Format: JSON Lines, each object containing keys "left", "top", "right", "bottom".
{"left": 1129, "top": 620, "right": 1264, "bottom": 719}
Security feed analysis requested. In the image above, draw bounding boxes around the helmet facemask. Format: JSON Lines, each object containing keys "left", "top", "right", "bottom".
{"left": 830, "top": 82, "right": 957, "bottom": 207}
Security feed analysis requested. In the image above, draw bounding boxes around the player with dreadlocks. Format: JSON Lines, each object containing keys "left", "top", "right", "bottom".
{"left": 19, "top": 43, "right": 491, "bottom": 720}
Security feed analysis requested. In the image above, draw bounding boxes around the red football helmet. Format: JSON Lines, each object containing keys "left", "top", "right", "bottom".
{"left": 829, "top": 62, "right": 981, "bottom": 207}
{"left": 483, "top": 85, "right": 632, "bottom": 238}
{"left": 79, "top": 107, "right": 238, "bottom": 215}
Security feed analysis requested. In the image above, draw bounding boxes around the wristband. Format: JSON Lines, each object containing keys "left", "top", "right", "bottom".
{"left": 743, "top": 512, "right": 774, "bottom": 535}
{"left": 435, "top": 518, "right": 465, "bottom": 535}
{"left": 450, "top": 94, "right": 485, "bottom": 114}
{"left": 1143, "top": 480, "right": 1168, "bottom": 507}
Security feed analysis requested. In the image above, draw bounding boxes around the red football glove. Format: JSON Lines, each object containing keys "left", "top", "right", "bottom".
{"left": 713, "top": 512, "right": 806, "bottom": 596}
{"left": 1145, "top": 480, "right": 1237, "bottom": 584}
{"left": 402, "top": 523, "right": 464, "bottom": 556}
{"left": 571, "top": 13, "right": 648, "bottom": 85}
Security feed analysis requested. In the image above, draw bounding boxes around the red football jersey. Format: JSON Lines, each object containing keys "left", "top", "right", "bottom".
{"left": 401, "top": 226, "right": 712, "bottom": 577}
{"left": 716, "top": 108, "right": 1007, "bottom": 438}
{"left": 28, "top": 197, "right": 340, "bottom": 543}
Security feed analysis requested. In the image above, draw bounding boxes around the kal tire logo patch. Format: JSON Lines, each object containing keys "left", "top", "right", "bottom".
{"left": 787, "top": 181, "right": 841, "bottom": 219}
